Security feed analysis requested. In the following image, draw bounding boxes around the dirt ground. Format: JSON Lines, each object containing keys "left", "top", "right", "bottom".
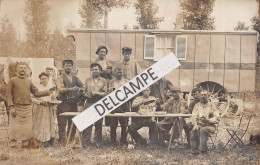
{"left": 0, "top": 102, "right": 259, "bottom": 165}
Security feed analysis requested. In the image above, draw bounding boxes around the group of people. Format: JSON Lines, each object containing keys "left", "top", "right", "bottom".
{"left": 3, "top": 45, "right": 220, "bottom": 154}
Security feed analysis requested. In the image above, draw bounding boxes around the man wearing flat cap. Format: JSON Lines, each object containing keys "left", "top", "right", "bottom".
{"left": 116, "top": 47, "right": 142, "bottom": 81}
{"left": 56, "top": 59, "right": 84, "bottom": 143}
{"left": 158, "top": 86, "right": 186, "bottom": 147}
{"left": 82, "top": 62, "right": 107, "bottom": 148}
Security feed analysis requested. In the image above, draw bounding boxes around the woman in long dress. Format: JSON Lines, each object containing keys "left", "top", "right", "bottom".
{"left": 32, "top": 72, "right": 56, "bottom": 147}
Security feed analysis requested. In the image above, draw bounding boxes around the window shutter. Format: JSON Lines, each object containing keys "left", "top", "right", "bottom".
{"left": 176, "top": 36, "right": 187, "bottom": 60}
{"left": 144, "top": 35, "right": 155, "bottom": 60}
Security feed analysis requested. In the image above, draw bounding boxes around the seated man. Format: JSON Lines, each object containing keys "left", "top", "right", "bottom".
{"left": 128, "top": 87, "right": 159, "bottom": 146}
{"left": 190, "top": 90, "right": 220, "bottom": 154}
{"left": 183, "top": 87, "right": 202, "bottom": 147}
{"left": 158, "top": 87, "right": 186, "bottom": 147}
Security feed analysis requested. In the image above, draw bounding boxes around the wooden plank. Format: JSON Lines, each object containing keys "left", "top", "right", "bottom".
{"left": 165, "top": 68, "right": 180, "bottom": 87}
{"left": 194, "top": 69, "right": 209, "bottom": 86}
{"left": 239, "top": 70, "right": 256, "bottom": 92}
{"left": 105, "top": 33, "right": 121, "bottom": 62}
{"left": 136, "top": 33, "right": 147, "bottom": 61}
{"left": 90, "top": 33, "right": 106, "bottom": 63}
{"left": 186, "top": 34, "right": 195, "bottom": 62}
{"left": 180, "top": 69, "right": 193, "bottom": 92}
{"left": 137, "top": 61, "right": 149, "bottom": 71}
{"left": 209, "top": 69, "right": 224, "bottom": 86}
{"left": 195, "top": 34, "right": 210, "bottom": 63}
{"left": 224, "top": 70, "right": 239, "bottom": 92}
{"left": 179, "top": 69, "right": 193, "bottom": 92}
{"left": 210, "top": 35, "right": 225, "bottom": 63}
{"left": 78, "top": 68, "right": 90, "bottom": 83}
{"left": 241, "top": 35, "right": 257, "bottom": 64}
{"left": 225, "top": 35, "right": 240, "bottom": 63}
{"left": 76, "top": 33, "right": 90, "bottom": 61}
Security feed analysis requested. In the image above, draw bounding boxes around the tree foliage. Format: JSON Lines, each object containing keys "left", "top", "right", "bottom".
{"left": 79, "top": 0, "right": 129, "bottom": 29}
{"left": 134, "top": 0, "right": 164, "bottom": 29}
{"left": 234, "top": 21, "right": 249, "bottom": 31}
{"left": 78, "top": 0, "right": 103, "bottom": 28}
{"left": 251, "top": 0, "right": 260, "bottom": 57}
{"left": 179, "top": 0, "right": 216, "bottom": 30}
{"left": 0, "top": 15, "right": 19, "bottom": 57}
{"left": 24, "top": 0, "right": 50, "bottom": 57}
{"left": 49, "top": 29, "right": 76, "bottom": 68}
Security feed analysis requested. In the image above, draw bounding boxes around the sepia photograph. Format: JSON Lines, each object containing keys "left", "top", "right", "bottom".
{"left": 0, "top": 0, "right": 259, "bottom": 164}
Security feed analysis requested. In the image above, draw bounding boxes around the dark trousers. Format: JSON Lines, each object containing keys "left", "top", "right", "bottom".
{"left": 57, "top": 102, "right": 77, "bottom": 141}
{"left": 108, "top": 117, "right": 128, "bottom": 144}
{"left": 190, "top": 125, "right": 215, "bottom": 152}
{"left": 128, "top": 119, "right": 159, "bottom": 144}
{"left": 183, "top": 121, "right": 193, "bottom": 145}
{"left": 158, "top": 118, "right": 181, "bottom": 141}
{"left": 82, "top": 118, "right": 103, "bottom": 144}
{"left": 82, "top": 101, "right": 103, "bottom": 144}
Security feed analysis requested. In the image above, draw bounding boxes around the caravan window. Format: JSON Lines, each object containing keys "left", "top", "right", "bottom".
{"left": 144, "top": 35, "right": 187, "bottom": 61}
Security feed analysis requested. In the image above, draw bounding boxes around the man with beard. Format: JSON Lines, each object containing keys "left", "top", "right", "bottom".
{"left": 82, "top": 63, "right": 107, "bottom": 148}
{"left": 128, "top": 87, "right": 159, "bottom": 146}
{"left": 6, "top": 62, "right": 54, "bottom": 148}
{"left": 107, "top": 64, "right": 129, "bottom": 146}
{"left": 190, "top": 90, "right": 220, "bottom": 154}
{"left": 56, "top": 60, "right": 83, "bottom": 143}
{"left": 158, "top": 87, "right": 186, "bottom": 147}
{"left": 183, "top": 87, "right": 202, "bottom": 147}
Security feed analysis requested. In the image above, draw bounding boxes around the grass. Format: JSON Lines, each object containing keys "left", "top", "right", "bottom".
{"left": 0, "top": 104, "right": 259, "bottom": 164}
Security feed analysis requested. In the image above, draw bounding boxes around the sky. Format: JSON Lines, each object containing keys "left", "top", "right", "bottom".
{"left": 0, "top": 0, "right": 258, "bottom": 40}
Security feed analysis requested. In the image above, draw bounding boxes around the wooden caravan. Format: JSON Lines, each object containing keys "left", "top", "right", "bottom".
{"left": 67, "top": 29, "right": 257, "bottom": 94}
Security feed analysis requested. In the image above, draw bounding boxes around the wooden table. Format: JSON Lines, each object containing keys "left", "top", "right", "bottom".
{"left": 59, "top": 112, "right": 192, "bottom": 148}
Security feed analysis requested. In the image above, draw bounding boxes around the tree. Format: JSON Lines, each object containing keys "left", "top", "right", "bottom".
{"left": 79, "top": 0, "right": 129, "bottom": 29}
{"left": 251, "top": 0, "right": 260, "bottom": 57}
{"left": 24, "top": 0, "right": 50, "bottom": 58}
{"left": 134, "top": 0, "right": 164, "bottom": 29}
{"left": 234, "top": 21, "right": 249, "bottom": 31}
{"left": 78, "top": 0, "right": 103, "bottom": 28}
{"left": 49, "top": 29, "right": 76, "bottom": 68}
{"left": 0, "top": 15, "right": 19, "bottom": 57}
{"left": 179, "top": 0, "right": 216, "bottom": 30}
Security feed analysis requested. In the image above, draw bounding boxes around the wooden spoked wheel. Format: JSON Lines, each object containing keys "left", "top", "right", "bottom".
{"left": 188, "top": 81, "right": 230, "bottom": 116}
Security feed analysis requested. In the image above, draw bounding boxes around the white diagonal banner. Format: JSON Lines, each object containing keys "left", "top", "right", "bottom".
{"left": 72, "top": 53, "right": 181, "bottom": 132}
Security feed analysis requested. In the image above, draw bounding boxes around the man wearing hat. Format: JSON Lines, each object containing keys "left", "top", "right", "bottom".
{"left": 56, "top": 59, "right": 84, "bottom": 143}
{"left": 157, "top": 86, "right": 186, "bottom": 147}
{"left": 94, "top": 45, "right": 113, "bottom": 80}
{"left": 94, "top": 46, "right": 113, "bottom": 126}
{"left": 190, "top": 90, "right": 219, "bottom": 154}
{"left": 116, "top": 47, "right": 142, "bottom": 81}
{"left": 150, "top": 77, "right": 174, "bottom": 122}
{"left": 82, "top": 62, "right": 107, "bottom": 147}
